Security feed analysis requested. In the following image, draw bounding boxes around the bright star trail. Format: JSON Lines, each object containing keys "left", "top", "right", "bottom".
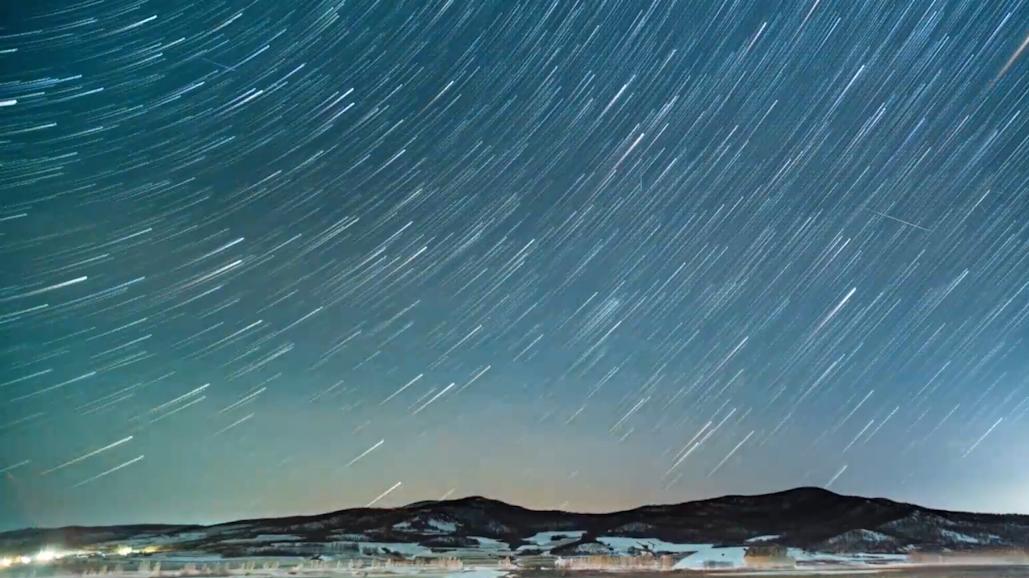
{"left": 1, "top": 0, "right": 1028, "bottom": 529}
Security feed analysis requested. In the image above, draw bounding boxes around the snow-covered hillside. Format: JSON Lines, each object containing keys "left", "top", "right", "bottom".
{"left": 2, "top": 487, "right": 1027, "bottom": 568}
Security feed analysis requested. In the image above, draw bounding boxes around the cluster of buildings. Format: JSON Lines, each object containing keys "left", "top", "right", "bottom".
{"left": 1, "top": 545, "right": 148, "bottom": 570}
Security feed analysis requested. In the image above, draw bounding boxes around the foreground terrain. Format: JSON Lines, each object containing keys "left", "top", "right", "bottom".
{"left": 1, "top": 488, "right": 1027, "bottom": 575}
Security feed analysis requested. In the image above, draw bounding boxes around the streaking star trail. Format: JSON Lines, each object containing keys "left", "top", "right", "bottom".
{"left": 1, "top": 0, "right": 1028, "bottom": 529}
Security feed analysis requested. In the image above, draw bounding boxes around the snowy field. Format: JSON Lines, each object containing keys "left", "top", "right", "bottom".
{"left": 0, "top": 566, "right": 509, "bottom": 578}
{"left": 5, "top": 562, "right": 1029, "bottom": 578}
{"left": 515, "top": 568, "right": 1029, "bottom": 578}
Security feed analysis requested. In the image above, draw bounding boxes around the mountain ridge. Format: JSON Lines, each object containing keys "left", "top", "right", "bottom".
{"left": 3, "top": 487, "right": 1027, "bottom": 558}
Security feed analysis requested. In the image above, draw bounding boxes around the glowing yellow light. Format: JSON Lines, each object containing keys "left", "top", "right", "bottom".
{"left": 1, "top": 557, "right": 12, "bottom": 567}
{"left": 35, "top": 549, "right": 58, "bottom": 563}
{"left": 116, "top": 546, "right": 133, "bottom": 556}
{"left": 19, "top": 556, "right": 33, "bottom": 564}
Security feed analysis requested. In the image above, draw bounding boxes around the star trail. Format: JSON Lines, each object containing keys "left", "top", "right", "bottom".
{"left": 1, "top": 0, "right": 1028, "bottom": 529}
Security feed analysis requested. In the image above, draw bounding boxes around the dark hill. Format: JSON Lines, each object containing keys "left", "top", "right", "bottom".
{"left": 3, "top": 487, "right": 1027, "bottom": 557}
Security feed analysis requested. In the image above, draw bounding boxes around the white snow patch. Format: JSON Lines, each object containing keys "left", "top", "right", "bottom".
{"left": 523, "top": 530, "right": 586, "bottom": 546}
{"left": 443, "top": 570, "right": 508, "bottom": 578}
{"left": 941, "top": 529, "right": 980, "bottom": 544}
{"left": 149, "top": 553, "right": 225, "bottom": 562}
{"left": 673, "top": 546, "right": 747, "bottom": 569}
{"left": 825, "top": 529, "right": 894, "bottom": 545}
{"left": 855, "top": 530, "right": 892, "bottom": 543}
{"left": 597, "top": 537, "right": 712, "bottom": 554}
{"left": 517, "top": 530, "right": 587, "bottom": 552}
{"left": 567, "top": 542, "right": 615, "bottom": 555}
{"left": 101, "top": 531, "right": 210, "bottom": 548}
{"left": 428, "top": 518, "right": 458, "bottom": 533}
{"left": 745, "top": 534, "right": 782, "bottom": 543}
{"left": 169, "top": 532, "right": 209, "bottom": 542}
{"left": 328, "top": 533, "right": 368, "bottom": 541}
{"left": 358, "top": 542, "right": 432, "bottom": 557}
{"left": 470, "top": 537, "right": 510, "bottom": 550}
{"left": 788, "top": 548, "right": 908, "bottom": 565}
{"left": 392, "top": 518, "right": 456, "bottom": 534}
{"left": 222, "top": 534, "right": 304, "bottom": 544}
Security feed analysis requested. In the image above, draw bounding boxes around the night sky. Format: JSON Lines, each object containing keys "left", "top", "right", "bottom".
{"left": 2, "top": 0, "right": 1029, "bottom": 531}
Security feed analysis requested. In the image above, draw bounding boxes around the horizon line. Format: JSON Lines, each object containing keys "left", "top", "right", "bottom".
{"left": 5, "top": 484, "right": 1027, "bottom": 534}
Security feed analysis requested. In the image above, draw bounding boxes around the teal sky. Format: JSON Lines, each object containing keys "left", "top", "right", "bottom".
{"left": 2, "top": 0, "right": 1028, "bottom": 530}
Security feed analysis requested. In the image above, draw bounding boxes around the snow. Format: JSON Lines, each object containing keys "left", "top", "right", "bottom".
{"left": 328, "top": 533, "right": 369, "bottom": 541}
{"left": 100, "top": 531, "right": 211, "bottom": 548}
{"left": 787, "top": 548, "right": 908, "bottom": 565}
{"left": 673, "top": 546, "right": 747, "bottom": 569}
{"left": 788, "top": 548, "right": 829, "bottom": 562}
{"left": 208, "top": 523, "right": 255, "bottom": 533}
{"left": 824, "top": 529, "right": 894, "bottom": 545}
{"left": 428, "top": 518, "right": 458, "bottom": 533}
{"left": 673, "top": 544, "right": 908, "bottom": 571}
{"left": 172, "top": 532, "right": 209, "bottom": 540}
{"left": 745, "top": 534, "right": 782, "bottom": 543}
{"left": 517, "top": 530, "right": 586, "bottom": 552}
{"left": 522, "top": 530, "right": 585, "bottom": 546}
{"left": 34, "top": 561, "right": 509, "bottom": 578}
{"left": 940, "top": 529, "right": 980, "bottom": 544}
{"left": 149, "top": 553, "right": 226, "bottom": 562}
{"left": 855, "top": 529, "right": 891, "bottom": 542}
{"left": 222, "top": 534, "right": 304, "bottom": 544}
{"left": 469, "top": 537, "right": 510, "bottom": 550}
{"left": 357, "top": 542, "right": 432, "bottom": 557}
{"left": 596, "top": 537, "right": 712, "bottom": 554}
{"left": 392, "top": 517, "right": 457, "bottom": 534}
{"left": 566, "top": 542, "right": 613, "bottom": 555}
{"left": 442, "top": 570, "right": 508, "bottom": 578}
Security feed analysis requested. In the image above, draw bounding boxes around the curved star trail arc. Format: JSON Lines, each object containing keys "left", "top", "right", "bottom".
{"left": 1, "top": 0, "right": 1028, "bottom": 528}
